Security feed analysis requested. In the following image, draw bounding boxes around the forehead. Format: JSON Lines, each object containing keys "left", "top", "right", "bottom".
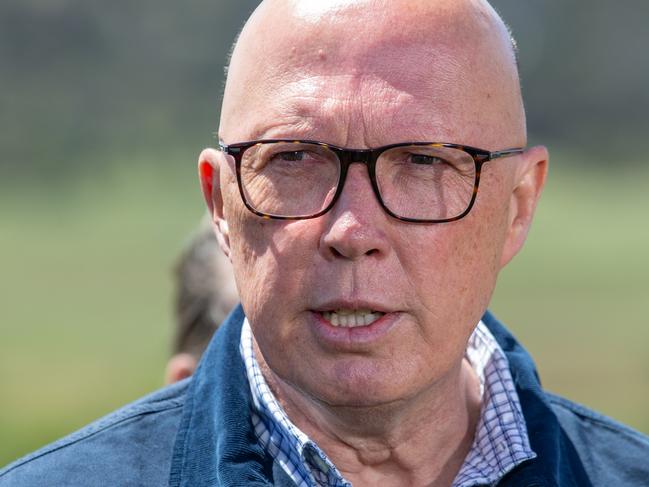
{"left": 220, "top": 0, "right": 523, "bottom": 149}
{"left": 237, "top": 73, "right": 473, "bottom": 147}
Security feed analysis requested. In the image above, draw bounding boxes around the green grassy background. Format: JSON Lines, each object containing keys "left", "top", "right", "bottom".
{"left": 1, "top": 154, "right": 648, "bottom": 466}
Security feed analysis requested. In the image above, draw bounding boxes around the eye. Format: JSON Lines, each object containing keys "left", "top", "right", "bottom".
{"left": 409, "top": 153, "right": 446, "bottom": 165}
{"left": 273, "top": 150, "right": 306, "bottom": 162}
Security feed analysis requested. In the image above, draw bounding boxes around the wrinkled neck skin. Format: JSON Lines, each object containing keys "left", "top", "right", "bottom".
{"left": 254, "top": 339, "right": 482, "bottom": 487}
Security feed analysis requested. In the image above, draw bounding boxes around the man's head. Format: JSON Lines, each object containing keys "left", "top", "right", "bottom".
{"left": 199, "top": 0, "right": 547, "bottom": 408}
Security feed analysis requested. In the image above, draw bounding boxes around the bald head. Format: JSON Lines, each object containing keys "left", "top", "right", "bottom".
{"left": 220, "top": 0, "right": 525, "bottom": 149}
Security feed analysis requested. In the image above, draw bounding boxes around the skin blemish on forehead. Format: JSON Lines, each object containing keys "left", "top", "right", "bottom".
{"left": 318, "top": 49, "right": 327, "bottom": 61}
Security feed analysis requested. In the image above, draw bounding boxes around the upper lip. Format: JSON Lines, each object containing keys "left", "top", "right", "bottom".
{"left": 311, "top": 299, "right": 394, "bottom": 314}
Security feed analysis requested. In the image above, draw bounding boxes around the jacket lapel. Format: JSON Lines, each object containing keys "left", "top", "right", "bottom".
{"left": 482, "top": 311, "right": 593, "bottom": 487}
{"left": 169, "top": 305, "right": 288, "bottom": 486}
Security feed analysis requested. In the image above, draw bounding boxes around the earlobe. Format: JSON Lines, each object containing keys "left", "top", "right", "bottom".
{"left": 500, "top": 146, "right": 549, "bottom": 268}
{"left": 216, "top": 219, "right": 231, "bottom": 259}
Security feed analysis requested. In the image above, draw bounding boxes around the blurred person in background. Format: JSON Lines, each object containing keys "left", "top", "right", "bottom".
{"left": 2, "top": 1, "right": 649, "bottom": 486}
{"left": 165, "top": 216, "right": 238, "bottom": 384}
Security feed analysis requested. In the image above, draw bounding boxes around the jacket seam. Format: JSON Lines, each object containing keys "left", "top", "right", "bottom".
{"left": 0, "top": 398, "right": 185, "bottom": 478}
{"left": 547, "top": 392, "right": 649, "bottom": 443}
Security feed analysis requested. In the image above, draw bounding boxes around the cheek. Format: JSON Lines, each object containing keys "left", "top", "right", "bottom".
{"left": 221, "top": 177, "right": 275, "bottom": 316}
{"left": 399, "top": 183, "right": 510, "bottom": 334}
{"left": 227, "top": 212, "right": 325, "bottom": 381}
{"left": 224, "top": 185, "right": 319, "bottom": 328}
{"left": 448, "top": 176, "right": 511, "bottom": 312}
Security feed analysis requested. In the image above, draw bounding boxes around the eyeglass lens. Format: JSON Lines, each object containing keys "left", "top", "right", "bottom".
{"left": 239, "top": 142, "right": 477, "bottom": 221}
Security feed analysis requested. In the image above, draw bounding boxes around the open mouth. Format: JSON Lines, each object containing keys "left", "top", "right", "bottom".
{"left": 320, "top": 309, "right": 386, "bottom": 328}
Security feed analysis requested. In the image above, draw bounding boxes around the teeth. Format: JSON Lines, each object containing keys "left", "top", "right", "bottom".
{"left": 321, "top": 309, "right": 384, "bottom": 328}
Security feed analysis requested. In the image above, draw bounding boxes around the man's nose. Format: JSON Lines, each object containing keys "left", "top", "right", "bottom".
{"left": 319, "top": 164, "right": 390, "bottom": 261}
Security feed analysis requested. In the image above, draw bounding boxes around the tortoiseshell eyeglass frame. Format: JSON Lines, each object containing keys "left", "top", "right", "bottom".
{"left": 218, "top": 139, "right": 524, "bottom": 224}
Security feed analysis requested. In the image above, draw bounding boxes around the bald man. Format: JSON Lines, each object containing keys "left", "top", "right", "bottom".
{"left": 3, "top": 1, "right": 648, "bottom": 486}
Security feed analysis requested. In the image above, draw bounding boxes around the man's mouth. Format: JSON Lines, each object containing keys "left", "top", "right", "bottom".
{"left": 321, "top": 309, "right": 386, "bottom": 328}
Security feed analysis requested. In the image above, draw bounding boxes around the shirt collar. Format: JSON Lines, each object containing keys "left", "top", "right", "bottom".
{"left": 240, "top": 320, "right": 349, "bottom": 486}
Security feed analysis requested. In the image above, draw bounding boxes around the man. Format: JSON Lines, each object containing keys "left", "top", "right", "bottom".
{"left": 165, "top": 216, "right": 238, "bottom": 384}
{"left": 2, "top": 1, "right": 648, "bottom": 486}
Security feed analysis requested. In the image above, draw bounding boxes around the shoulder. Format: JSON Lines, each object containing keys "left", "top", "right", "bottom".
{"left": 0, "top": 379, "right": 190, "bottom": 487}
{"left": 546, "top": 391, "right": 649, "bottom": 486}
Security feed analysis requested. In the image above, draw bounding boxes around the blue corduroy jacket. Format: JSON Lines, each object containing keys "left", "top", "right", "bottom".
{"left": 2, "top": 306, "right": 648, "bottom": 486}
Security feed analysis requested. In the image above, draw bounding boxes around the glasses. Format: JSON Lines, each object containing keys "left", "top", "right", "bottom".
{"left": 218, "top": 139, "right": 524, "bottom": 223}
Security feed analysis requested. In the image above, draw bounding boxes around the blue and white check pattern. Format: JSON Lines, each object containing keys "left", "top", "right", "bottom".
{"left": 240, "top": 319, "right": 536, "bottom": 487}
{"left": 455, "top": 322, "right": 537, "bottom": 486}
{"left": 240, "top": 322, "right": 350, "bottom": 487}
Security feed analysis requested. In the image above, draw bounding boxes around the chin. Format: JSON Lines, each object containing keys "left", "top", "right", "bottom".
{"left": 300, "top": 358, "right": 420, "bottom": 409}
{"left": 312, "top": 383, "right": 414, "bottom": 411}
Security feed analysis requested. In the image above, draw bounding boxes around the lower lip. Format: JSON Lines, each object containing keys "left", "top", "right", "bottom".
{"left": 310, "top": 311, "right": 401, "bottom": 349}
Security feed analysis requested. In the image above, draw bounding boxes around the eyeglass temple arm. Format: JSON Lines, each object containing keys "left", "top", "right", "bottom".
{"left": 489, "top": 148, "right": 525, "bottom": 160}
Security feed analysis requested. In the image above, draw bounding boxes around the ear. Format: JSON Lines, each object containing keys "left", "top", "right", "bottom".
{"left": 164, "top": 353, "right": 198, "bottom": 384}
{"left": 198, "top": 148, "right": 231, "bottom": 258}
{"left": 499, "top": 145, "right": 549, "bottom": 268}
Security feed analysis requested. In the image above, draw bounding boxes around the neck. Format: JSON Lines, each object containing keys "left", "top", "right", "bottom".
{"left": 254, "top": 341, "right": 481, "bottom": 487}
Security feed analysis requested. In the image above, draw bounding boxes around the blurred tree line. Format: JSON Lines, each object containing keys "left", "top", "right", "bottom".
{"left": 1, "top": 0, "right": 648, "bottom": 184}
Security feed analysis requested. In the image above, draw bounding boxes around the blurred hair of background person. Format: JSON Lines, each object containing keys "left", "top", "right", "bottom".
{"left": 166, "top": 216, "right": 238, "bottom": 384}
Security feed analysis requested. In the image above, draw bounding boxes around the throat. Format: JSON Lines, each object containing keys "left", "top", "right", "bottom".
{"left": 280, "top": 365, "right": 480, "bottom": 487}
{"left": 250, "top": 332, "right": 482, "bottom": 487}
